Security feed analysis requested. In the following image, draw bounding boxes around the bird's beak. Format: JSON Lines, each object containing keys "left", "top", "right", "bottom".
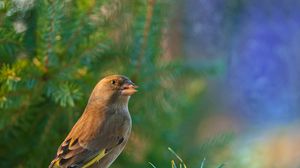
{"left": 121, "top": 81, "right": 138, "bottom": 96}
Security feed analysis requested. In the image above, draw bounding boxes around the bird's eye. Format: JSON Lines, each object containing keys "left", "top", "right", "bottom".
{"left": 111, "top": 80, "right": 116, "bottom": 85}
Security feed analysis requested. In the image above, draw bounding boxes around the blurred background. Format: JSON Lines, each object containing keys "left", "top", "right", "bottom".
{"left": 1, "top": 0, "right": 300, "bottom": 167}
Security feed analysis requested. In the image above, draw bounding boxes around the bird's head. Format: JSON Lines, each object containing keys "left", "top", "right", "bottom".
{"left": 89, "top": 75, "right": 138, "bottom": 105}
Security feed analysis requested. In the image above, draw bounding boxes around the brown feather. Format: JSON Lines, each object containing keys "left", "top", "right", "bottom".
{"left": 49, "top": 75, "right": 134, "bottom": 168}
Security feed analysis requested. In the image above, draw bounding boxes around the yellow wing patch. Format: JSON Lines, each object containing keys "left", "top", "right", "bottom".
{"left": 49, "top": 159, "right": 61, "bottom": 168}
{"left": 69, "top": 138, "right": 77, "bottom": 146}
{"left": 54, "top": 160, "right": 60, "bottom": 167}
{"left": 82, "top": 149, "right": 106, "bottom": 168}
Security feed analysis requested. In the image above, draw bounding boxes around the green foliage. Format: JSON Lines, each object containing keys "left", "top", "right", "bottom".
{"left": 168, "top": 147, "right": 187, "bottom": 168}
{"left": 149, "top": 148, "right": 225, "bottom": 168}
{"left": 51, "top": 82, "right": 82, "bottom": 107}
{"left": 0, "top": 0, "right": 226, "bottom": 167}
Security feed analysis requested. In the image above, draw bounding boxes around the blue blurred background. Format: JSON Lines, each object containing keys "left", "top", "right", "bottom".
{"left": 181, "top": 0, "right": 300, "bottom": 167}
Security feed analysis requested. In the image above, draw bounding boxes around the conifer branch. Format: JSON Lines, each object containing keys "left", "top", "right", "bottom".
{"left": 64, "top": 1, "right": 97, "bottom": 54}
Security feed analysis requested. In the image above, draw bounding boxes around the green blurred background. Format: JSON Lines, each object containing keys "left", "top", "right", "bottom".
{"left": 1, "top": 0, "right": 300, "bottom": 168}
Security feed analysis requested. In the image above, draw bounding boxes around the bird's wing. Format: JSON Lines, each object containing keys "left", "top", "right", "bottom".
{"left": 49, "top": 135, "right": 125, "bottom": 168}
{"left": 49, "top": 110, "right": 127, "bottom": 168}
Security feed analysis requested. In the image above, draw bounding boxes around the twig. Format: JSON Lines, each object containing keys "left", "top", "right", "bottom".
{"left": 135, "top": 0, "right": 156, "bottom": 73}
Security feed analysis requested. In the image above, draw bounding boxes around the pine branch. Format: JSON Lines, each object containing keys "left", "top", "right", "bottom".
{"left": 64, "top": 1, "right": 97, "bottom": 53}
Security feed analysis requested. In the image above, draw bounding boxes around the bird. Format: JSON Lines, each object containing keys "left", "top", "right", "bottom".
{"left": 49, "top": 75, "right": 138, "bottom": 168}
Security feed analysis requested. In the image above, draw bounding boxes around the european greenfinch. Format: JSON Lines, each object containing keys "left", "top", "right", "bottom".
{"left": 49, "top": 75, "right": 137, "bottom": 168}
